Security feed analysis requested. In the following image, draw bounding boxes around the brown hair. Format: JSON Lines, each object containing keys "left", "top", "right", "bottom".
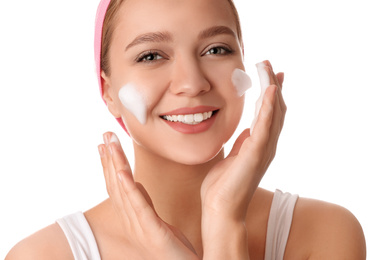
{"left": 101, "top": 0, "right": 243, "bottom": 76}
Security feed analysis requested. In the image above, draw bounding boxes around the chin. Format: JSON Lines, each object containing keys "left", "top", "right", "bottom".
{"left": 171, "top": 146, "right": 224, "bottom": 166}
{"left": 147, "top": 139, "right": 225, "bottom": 166}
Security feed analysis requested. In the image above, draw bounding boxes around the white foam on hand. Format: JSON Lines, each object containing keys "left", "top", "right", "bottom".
{"left": 250, "top": 62, "right": 270, "bottom": 135}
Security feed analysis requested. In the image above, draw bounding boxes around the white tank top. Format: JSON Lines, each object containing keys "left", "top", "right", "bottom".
{"left": 56, "top": 189, "right": 298, "bottom": 260}
{"left": 56, "top": 212, "right": 101, "bottom": 260}
{"left": 264, "top": 189, "right": 299, "bottom": 260}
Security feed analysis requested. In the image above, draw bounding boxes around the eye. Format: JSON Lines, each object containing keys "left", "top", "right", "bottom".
{"left": 205, "top": 46, "right": 232, "bottom": 56}
{"left": 136, "top": 51, "right": 164, "bottom": 62}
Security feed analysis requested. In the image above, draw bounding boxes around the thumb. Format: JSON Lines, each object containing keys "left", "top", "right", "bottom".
{"left": 136, "top": 182, "right": 156, "bottom": 212}
{"left": 227, "top": 129, "right": 251, "bottom": 158}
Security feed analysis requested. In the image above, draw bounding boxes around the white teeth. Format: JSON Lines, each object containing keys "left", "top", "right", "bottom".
{"left": 194, "top": 113, "right": 203, "bottom": 122}
{"left": 184, "top": 114, "right": 194, "bottom": 123}
{"left": 162, "top": 111, "right": 214, "bottom": 124}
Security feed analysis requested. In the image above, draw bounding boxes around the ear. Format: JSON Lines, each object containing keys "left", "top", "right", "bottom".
{"left": 101, "top": 71, "right": 122, "bottom": 118}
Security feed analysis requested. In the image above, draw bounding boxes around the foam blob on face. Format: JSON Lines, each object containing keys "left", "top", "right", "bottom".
{"left": 118, "top": 83, "right": 147, "bottom": 125}
{"left": 231, "top": 69, "right": 252, "bottom": 97}
{"left": 250, "top": 62, "right": 271, "bottom": 134}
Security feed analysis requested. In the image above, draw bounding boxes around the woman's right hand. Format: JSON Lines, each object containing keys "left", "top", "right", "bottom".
{"left": 98, "top": 132, "right": 199, "bottom": 260}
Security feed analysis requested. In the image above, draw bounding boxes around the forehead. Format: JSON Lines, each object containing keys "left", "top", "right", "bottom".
{"left": 114, "top": 0, "right": 237, "bottom": 40}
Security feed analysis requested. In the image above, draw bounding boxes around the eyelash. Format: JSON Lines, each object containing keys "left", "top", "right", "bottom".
{"left": 136, "top": 51, "right": 164, "bottom": 63}
{"left": 204, "top": 45, "right": 234, "bottom": 56}
{"left": 135, "top": 45, "right": 234, "bottom": 63}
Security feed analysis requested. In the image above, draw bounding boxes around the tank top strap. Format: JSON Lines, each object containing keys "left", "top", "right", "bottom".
{"left": 56, "top": 212, "right": 101, "bottom": 260}
{"left": 264, "top": 189, "right": 299, "bottom": 260}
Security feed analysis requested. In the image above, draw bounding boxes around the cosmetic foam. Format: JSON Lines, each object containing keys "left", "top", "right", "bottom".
{"left": 250, "top": 62, "right": 271, "bottom": 134}
{"left": 231, "top": 69, "right": 252, "bottom": 97}
{"left": 118, "top": 83, "right": 147, "bottom": 125}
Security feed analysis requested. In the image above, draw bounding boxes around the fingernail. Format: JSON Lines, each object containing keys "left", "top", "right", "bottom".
{"left": 110, "top": 133, "right": 119, "bottom": 144}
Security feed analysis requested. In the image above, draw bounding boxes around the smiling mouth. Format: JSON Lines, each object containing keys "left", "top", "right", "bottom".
{"left": 160, "top": 110, "right": 219, "bottom": 125}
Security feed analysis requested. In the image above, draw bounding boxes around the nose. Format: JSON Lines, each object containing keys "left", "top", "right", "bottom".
{"left": 169, "top": 55, "right": 211, "bottom": 97}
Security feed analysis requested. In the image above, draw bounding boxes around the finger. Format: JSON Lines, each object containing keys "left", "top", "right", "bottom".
{"left": 268, "top": 87, "right": 284, "bottom": 150}
{"left": 107, "top": 132, "right": 132, "bottom": 176}
{"left": 251, "top": 85, "right": 277, "bottom": 148}
{"left": 250, "top": 61, "right": 271, "bottom": 134}
{"left": 264, "top": 63, "right": 276, "bottom": 87}
{"left": 99, "top": 142, "right": 118, "bottom": 199}
{"left": 104, "top": 132, "right": 140, "bottom": 228}
{"left": 276, "top": 72, "right": 284, "bottom": 87}
{"left": 264, "top": 84, "right": 287, "bottom": 169}
{"left": 103, "top": 133, "right": 123, "bottom": 197}
{"left": 106, "top": 133, "right": 162, "bottom": 234}
{"left": 103, "top": 133, "right": 118, "bottom": 176}
{"left": 276, "top": 86, "right": 287, "bottom": 128}
{"left": 264, "top": 60, "right": 282, "bottom": 90}
{"left": 136, "top": 182, "right": 156, "bottom": 213}
{"left": 264, "top": 60, "right": 285, "bottom": 92}
{"left": 273, "top": 69, "right": 287, "bottom": 126}
{"left": 98, "top": 144, "right": 110, "bottom": 191}
{"left": 118, "top": 170, "right": 163, "bottom": 234}
{"left": 116, "top": 172, "right": 141, "bottom": 233}
{"left": 102, "top": 132, "right": 134, "bottom": 231}
{"left": 227, "top": 129, "right": 251, "bottom": 158}
{"left": 267, "top": 63, "right": 286, "bottom": 118}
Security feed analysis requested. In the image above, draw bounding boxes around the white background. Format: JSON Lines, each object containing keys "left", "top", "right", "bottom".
{"left": 1, "top": 0, "right": 389, "bottom": 258}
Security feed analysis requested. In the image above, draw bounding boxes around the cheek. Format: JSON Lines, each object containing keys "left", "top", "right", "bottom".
{"left": 231, "top": 69, "right": 252, "bottom": 97}
{"left": 118, "top": 83, "right": 148, "bottom": 125}
{"left": 205, "top": 62, "right": 250, "bottom": 98}
{"left": 117, "top": 74, "right": 167, "bottom": 125}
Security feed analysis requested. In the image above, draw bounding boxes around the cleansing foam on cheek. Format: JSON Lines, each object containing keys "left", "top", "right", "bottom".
{"left": 231, "top": 69, "right": 252, "bottom": 97}
{"left": 250, "top": 62, "right": 271, "bottom": 134}
{"left": 118, "top": 83, "right": 147, "bottom": 125}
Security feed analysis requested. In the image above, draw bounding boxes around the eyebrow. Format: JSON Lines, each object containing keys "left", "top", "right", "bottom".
{"left": 125, "top": 31, "right": 173, "bottom": 51}
{"left": 198, "top": 26, "right": 236, "bottom": 40}
{"left": 125, "top": 26, "right": 236, "bottom": 51}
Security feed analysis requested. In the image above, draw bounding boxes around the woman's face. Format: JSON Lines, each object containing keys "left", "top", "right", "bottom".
{"left": 103, "top": 0, "right": 245, "bottom": 165}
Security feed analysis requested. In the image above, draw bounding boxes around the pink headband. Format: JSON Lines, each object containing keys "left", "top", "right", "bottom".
{"left": 94, "top": 0, "right": 128, "bottom": 133}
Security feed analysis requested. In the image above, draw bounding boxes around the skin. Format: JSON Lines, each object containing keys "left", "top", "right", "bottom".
{"left": 6, "top": 0, "right": 366, "bottom": 259}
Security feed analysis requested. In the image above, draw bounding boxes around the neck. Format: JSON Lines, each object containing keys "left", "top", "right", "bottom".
{"left": 133, "top": 143, "right": 224, "bottom": 221}
{"left": 132, "top": 143, "right": 224, "bottom": 246}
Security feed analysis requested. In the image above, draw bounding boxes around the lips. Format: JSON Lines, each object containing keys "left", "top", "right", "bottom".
{"left": 160, "top": 106, "right": 219, "bottom": 134}
{"left": 162, "top": 111, "right": 214, "bottom": 125}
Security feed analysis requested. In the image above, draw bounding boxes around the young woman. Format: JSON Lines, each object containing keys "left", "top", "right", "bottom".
{"left": 6, "top": 0, "right": 366, "bottom": 259}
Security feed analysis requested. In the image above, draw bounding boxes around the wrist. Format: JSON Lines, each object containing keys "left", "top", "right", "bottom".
{"left": 201, "top": 203, "right": 248, "bottom": 225}
{"left": 202, "top": 218, "right": 249, "bottom": 260}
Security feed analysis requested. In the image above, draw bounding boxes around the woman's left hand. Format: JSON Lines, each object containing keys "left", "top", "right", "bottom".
{"left": 201, "top": 60, "right": 286, "bottom": 224}
{"left": 200, "top": 61, "right": 285, "bottom": 259}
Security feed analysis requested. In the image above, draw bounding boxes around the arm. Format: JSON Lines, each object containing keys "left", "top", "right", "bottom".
{"left": 202, "top": 217, "right": 249, "bottom": 260}
{"left": 308, "top": 203, "right": 366, "bottom": 259}
{"left": 287, "top": 198, "right": 366, "bottom": 260}
{"left": 5, "top": 223, "right": 73, "bottom": 260}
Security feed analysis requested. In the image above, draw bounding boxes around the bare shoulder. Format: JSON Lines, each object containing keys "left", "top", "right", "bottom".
{"left": 5, "top": 223, "right": 73, "bottom": 260}
{"left": 285, "top": 197, "right": 366, "bottom": 259}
